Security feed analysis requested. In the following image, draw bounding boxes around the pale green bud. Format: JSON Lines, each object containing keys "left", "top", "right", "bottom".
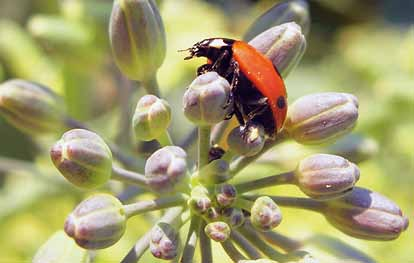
{"left": 251, "top": 196, "right": 282, "bottom": 232}
{"left": 204, "top": 221, "right": 231, "bottom": 242}
{"left": 227, "top": 124, "right": 265, "bottom": 157}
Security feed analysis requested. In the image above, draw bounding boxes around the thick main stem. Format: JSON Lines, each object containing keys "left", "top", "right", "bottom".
{"left": 123, "top": 194, "right": 188, "bottom": 218}
{"left": 198, "top": 126, "right": 211, "bottom": 170}
{"left": 235, "top": 171, "right": 296, "bottom": 193}
{"left": 181, "top": 216, "right": 201, "bottom": 263}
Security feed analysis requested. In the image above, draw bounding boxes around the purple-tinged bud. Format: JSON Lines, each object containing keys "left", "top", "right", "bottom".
{"left": 133, "top": 94, "right": 171, "bottom": 141}
{"left": 221, "top": 207, "right": 245, "bottom": 228}
{"left": 249, "top": 22, "right": 307, "bottom": 77}
{"left": 150, "top": 222, "right": 180, "bottom": 260}
{"left": 0, "top": 79, "right": 64, "bottom": 135}
{"left": 64, "top": 194, "right": 126, "bottom": 249}
{"left": 183, "top": 72, "right": 233, "bottom": 126}
{"left": 33, "top": 231, "right": 89, "bottom": 263}
{"left": 50, "top": 129, "right": 113, "bottom": 189}
{"left": 215, "top": 184, "right": 237, "bottom": 207}
{"left": 251, "top": 196, "right": 282, "bottom": 232}
{"left": 325, "top": 187, "right": 409, "bottom": 240}
{"left": 296, "top": 154, "right": 360, "bottom": 200}
{"left": 145, "top": 146, "right": 188, "bottom": 193}
{"left": 227, "top": 124, "right": 265, "bottom": 157}
{"left": 109, "top": 0, "right": 166, "bottom": 81}
{"left": 205, "top": 221, "right": 231, "bottom": 242}
{"left": 188, "top": 186, "right": 211, "bottom": 215}
{"left": 285, "top": 93, "right": 359, "bottom": 145}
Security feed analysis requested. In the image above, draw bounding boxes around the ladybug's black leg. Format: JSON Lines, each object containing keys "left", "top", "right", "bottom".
{"left": 197, "top": 63, "right": 212, "bottom": 76}
{"left": 211, "top": 50, "right": 231, "bottom": 73}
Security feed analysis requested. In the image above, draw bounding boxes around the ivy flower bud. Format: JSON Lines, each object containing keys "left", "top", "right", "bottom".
{"left": 133, "top": 94, "right": 171, "bottom": 141}
{"left": 325, "top": 187, "right": 409, "bottom": 240}
{"left": 109, "top": 0, "right": 166, "bottom": 81}
{"left": 215, "top": 184, "right": 237, "bottom": 207}
{"left": 145, "top": 146, "right": 188, "bottom": 193}
{"left": 285, "top": 93, "right": 358, "bottom": 145}
{"left": 0, "top": 79, "right": 64, "bottom": 134}
{"left": 188, "top": 186, "right": 211, "bottom": 215}
{"left": 150, "top": 222, "right": 180, "bottom": 260}
{"left": 249, "top": 22, "right": 307, "bottom": 77}
{"left": 204, "top": 221, "right": 231, "bottom": 242}
{"left": 227, "top": 124, "right": 265, "bottom": 157}
{"left": 221, "top": 207, "right": 245, "bottom": 228}
{"left": 296, "top": 154, "right": 360, "bottom": 200}
{"left": 251, "top": 196, "right": 282, "bottom": 232}
{"left": 183, "top": 72, "right": 232, "bottom": 126}
{"left": 64, "top": 194, "right": 126, "bottom": 249}
{"left": 50, "top": 129, "right": 113, "bottom": 189}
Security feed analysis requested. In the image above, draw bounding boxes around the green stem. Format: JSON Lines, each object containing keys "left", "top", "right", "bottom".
{"left": 158, "top": 131, "right": 174, "bottom": 147}
{"left": 142, "top": 75, "right": 160, "bottom": 96}
{"left": 179, "top": 127, "right": 198, "bottom": 150}
{"left": 199, "top": 220, "right": 212, "bottom": 263}
{"left": 181, "top": 216, "right": 201, "bottom": 263}
{"left": 198, "top": 126, "right": 211, "bottom": 170}
{"left": 123, "top": 194, "right": 188, "bottom": 218}
{"left": 229, "top": 130, "right": 288, "bottom": 177}
{"left": 244, "top": 195, "right": 326, "bottom": 212}
{"left": 234, "top": 198, "right": 254, "bottom": 212}
{"left": 239, "top": 222, "right": 287, "bottom": 261}
{"left": 121, "top": 207, "right": 184, "bottom": 263}
{"left": 231, "top": 231, "right": 262, "bottom": 259}
{"left": 258, "top": 231, "right": 302, "bottom": 252}
{"left": 111, "top": 166, "right": 148, "bottom": 188}
{"left": 235, "top": 171, "right": 296, "bottom": 193}
{"left": 221, "top": 240, "right": 247, "bottom": 262}
{"left": 210, "top": 119, "right": 231, "bottom": 146}
{"left": 115, "top": 77, "right": 134, "bottom": 148}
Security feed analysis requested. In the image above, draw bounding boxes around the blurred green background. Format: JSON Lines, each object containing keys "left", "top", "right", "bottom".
{"left": 0, "top": 0, "right": 412, "bottom": 262}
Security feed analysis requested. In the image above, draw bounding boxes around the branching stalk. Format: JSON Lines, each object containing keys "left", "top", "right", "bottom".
{"left": 221, "top": 240, "right": 247, "bottom": 262}
{"left": 199, "top": 220, "right": 212, "bottom": 263}
{"left": 235, "top": 171, "right": 296, "bottom": 193}
{"left": 123, "top": 194, "right": 188, "bottom": 218}
{"left": 231, "top": 230, "right": 262, "bottom": 259}
{"left": 181, "top": 216, "right": 201, "bottom": 263}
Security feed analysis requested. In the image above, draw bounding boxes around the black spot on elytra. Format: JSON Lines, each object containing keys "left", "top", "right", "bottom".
{"left": 277, "top": 96, "right": 286, "bottom": 109}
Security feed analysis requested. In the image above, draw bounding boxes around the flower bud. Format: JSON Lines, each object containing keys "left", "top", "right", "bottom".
{"left": 296, "top": 154, "right": 360, "bottom": 200}
{"left": 221, "top": 207, "right": 245, "bottom": 228}
{"left": 183, "top": 72, "right": 233, "bottom": 126}
{"left": 150, "top": 222, "right": 180, "bottom": 260}
{"left": 145, "top": 146, "right": 188, "bottom": 193}
{"left": 244, "top": 0, "right": 310, "bottom": 41}
{"left": 251, "top": 196, "right": 282, "bottom": 232}
{"left": 249, "top": 22, "right": 307, "bottom": 77}
{"left": 204, "top": 221, "right": 231, "bottom": 242}
{"left": 325, "top": 187, "right": 409, "bottom": 240}
{"left": 227, "top": 124, "right": 265, "bottom": 157}
{"left": 50, "top": 129, "right": 113, "bottom": 189}
{"left": 64, "top": 194, "right": 126, "bottom": 249}
{"left": 285, "top": 93, "right": 359, "bottom": 145}
{"left": 188, "top": 186, "right": 211, "bottom": 215}
{"left": 215, "top": 184, "right": 237, "bottom": 207}
{"left": 0, "top": 79, "right": 64, "bottom": 135}
{"left": 133, "top": 94, "right": 171, "bottom": 141}
{"left": 109, "top": 0, "right": 166, "bottom": 81}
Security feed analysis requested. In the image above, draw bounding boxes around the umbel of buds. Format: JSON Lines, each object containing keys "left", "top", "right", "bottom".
{"left": 250, "top": 196, "right": 282, "bottom": 232}
{"left": 295, "top": 154, "right": 360, "bottom": 199}
{"left": 133, "top": 94, "right": 171, "bottom": 141}
{"left": 284, "top": 93, "right": 359, "bottom": 144}
{"left": 145, "top": 146, "right": 188, "bottom": 193}
{"left": 150, "top": 222, "right": 180, "bottom": 260}
{"left": 0, "top": 79, "right": 64, "bottom": 134}
{"left": 50, "top": 129, "right": 113, "bottom": 189}
{"left": 227, "top": 123, "right": 266, "bottom": 157}
{"left": 183, "top": 72, "right": 233, "bottom": 126}
{"left": 109, "top": 0, "right": 166, "bottom": 81}
{"left": 64, "top": 194, "right": 126, "bottom": 249}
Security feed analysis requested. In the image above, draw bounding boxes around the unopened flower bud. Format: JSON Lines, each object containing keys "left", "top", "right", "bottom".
{"left": 50, "top": 129, "right": 113, "bottom": 189}
{"left": 0, "top": 79, "right": 64, "bottom": 134}
{"left": 204, "top": 221, "right": 231, "bottom": 242}
{"left": 109, "top": 0, "right": 166, "bottom": 81}
{"left": 285, "top": 93, "right": 358, "bottom": 144}
{"left": 251, "top": 196, "right": 282, "bottom": 232}
{"left": 249, "top": 22, "right": 307, "bottom": 77}
{"left": 215, "top": 184, "right": 237, "bottom": 207}
{"left": 325, "top": 187, "right": 409, "bottom": 240}
{"left": 295, "top": 154, "right": 360, "bottom": 200}
{"left": 145, "top": 146, "right": 187, "bottom": 193}
{"left": 221, "top": 207, "right": 245, "bottom": 228}
{"left": 328, "top": 134, "right": 378, "bottom": 163}
{"left": 64, "top": 194, "right": 126, "bottom": 249}
{"left": 188, "top": 186, "right": 211, "bottom": 215}
{"left": 183, "top": 72, "right": 232, "bottom": 125}
{"left": 133, "top": 94, "right": 171, "bottom": 141}
{"left": 227, "top": 124, "right": 265, "bottom": 157}
{"left": 150, "top": 222, "right": 180, "bottom": 260}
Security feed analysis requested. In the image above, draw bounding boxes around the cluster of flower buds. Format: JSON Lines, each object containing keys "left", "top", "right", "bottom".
{"left": 13, "top": 1, "right": 407, "bottom": 263}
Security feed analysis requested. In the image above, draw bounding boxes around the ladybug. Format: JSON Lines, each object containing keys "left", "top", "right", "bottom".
{"left": 183, "top": 38, "right": 287, "bottom": 138}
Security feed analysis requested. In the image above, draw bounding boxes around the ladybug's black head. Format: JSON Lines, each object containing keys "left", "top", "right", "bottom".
{"left": 182, "top": 38, "right": 234, "bottom": 61}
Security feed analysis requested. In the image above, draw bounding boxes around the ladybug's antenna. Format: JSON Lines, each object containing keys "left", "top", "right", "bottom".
{"left": 178, "top": 47, "right": 197, "bottom": 60}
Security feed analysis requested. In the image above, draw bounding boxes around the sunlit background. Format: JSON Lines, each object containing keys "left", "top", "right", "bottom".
{"left": 0, "top": 0, "right": 413, "bottom": 262}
